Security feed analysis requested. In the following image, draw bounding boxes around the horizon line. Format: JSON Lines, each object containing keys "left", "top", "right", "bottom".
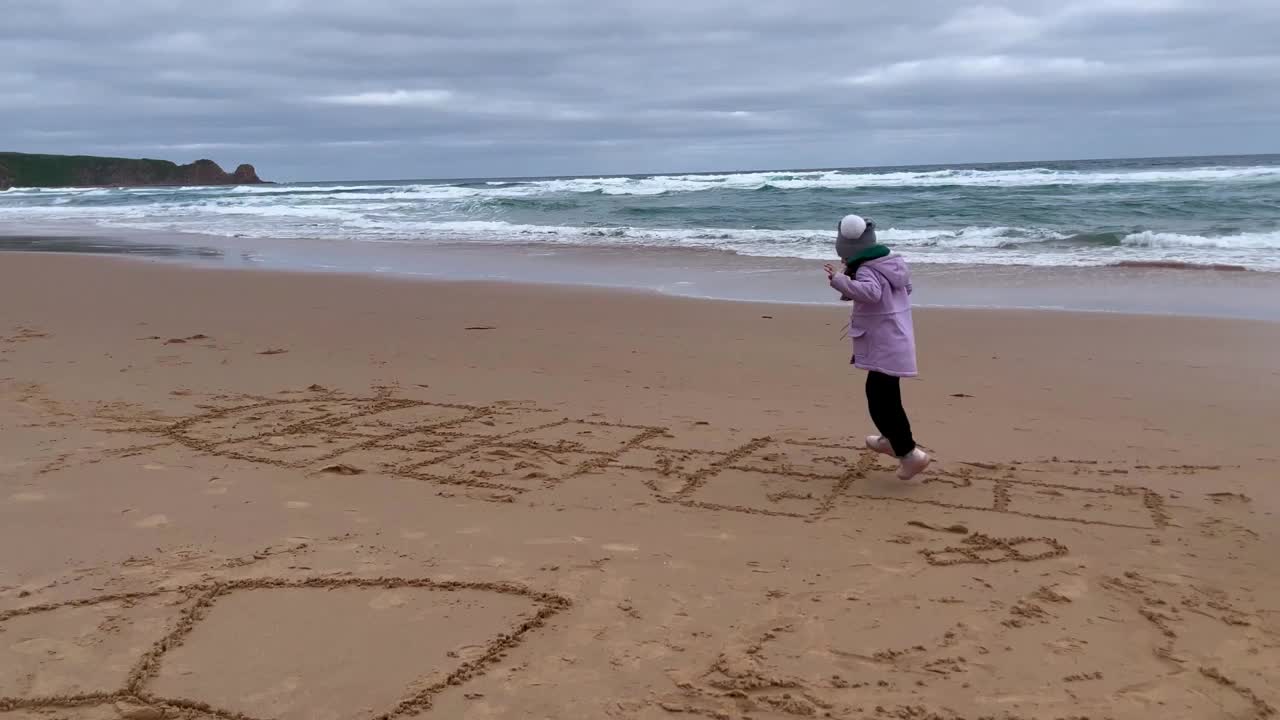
{"left": 288, "top": 151, "right": 1280, "bottom": 185}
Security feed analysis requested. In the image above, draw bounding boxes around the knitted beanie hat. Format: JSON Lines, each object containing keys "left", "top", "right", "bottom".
{"left": 835, "top": 214, "right": 878, "bottom": 261}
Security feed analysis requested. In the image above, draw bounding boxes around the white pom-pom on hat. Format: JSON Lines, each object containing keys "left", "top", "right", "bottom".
{"left": 838, "top": 214, "right": 868, "bottom": 240}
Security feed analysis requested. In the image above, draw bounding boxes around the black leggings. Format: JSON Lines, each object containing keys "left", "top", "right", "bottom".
{"left": 865, "top": 371, "right": 916, "bottom": 457}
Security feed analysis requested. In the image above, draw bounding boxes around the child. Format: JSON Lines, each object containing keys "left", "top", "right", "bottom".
{"left": 824, "top": 214, "right": 930, "bottom": 480}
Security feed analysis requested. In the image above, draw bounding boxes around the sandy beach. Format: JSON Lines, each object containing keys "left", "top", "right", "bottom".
{"left": 2, "top": 253, "right": 1278, "bottom": 720}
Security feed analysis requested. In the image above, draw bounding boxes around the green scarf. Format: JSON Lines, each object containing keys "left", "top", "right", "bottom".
{"left": 844, "top": 245, "right": 891, "bottom": 276}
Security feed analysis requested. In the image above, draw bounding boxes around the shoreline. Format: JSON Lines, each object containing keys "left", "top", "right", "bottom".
{"left": 5, "top": 224, "right": 1280, "bottom": 322}
{"left": 5, "top": 247, "right": 1275, "bottom": 327}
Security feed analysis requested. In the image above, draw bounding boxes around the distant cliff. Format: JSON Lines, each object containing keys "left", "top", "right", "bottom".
{"left": 0, "top": 152, "right": 265, "bottom": 190}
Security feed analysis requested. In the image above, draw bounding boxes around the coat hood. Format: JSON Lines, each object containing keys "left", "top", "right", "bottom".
{"left": 863, "top": 254, "right": 911, "bottom": 290}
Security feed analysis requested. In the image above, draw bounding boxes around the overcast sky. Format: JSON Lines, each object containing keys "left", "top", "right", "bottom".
{"left": 3, "top": 0, "right": 1279, "bottom": 180}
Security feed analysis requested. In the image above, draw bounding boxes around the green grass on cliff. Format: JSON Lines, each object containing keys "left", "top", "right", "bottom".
{"left": 0, "top": 152, "right": 190, "bottom": 187}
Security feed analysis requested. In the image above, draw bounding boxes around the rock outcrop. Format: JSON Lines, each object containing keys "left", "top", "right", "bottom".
{"left": 0, "top": 152, "right": 266, "bottom": 189}
{"left": 232, "top": 164, "right": 261, "bottom": 184}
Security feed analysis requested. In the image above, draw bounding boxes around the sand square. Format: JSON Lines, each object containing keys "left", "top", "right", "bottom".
{"left": 732, "top": 441, "right": 857, "bottom": 478}
{"left": 379, "top": 433, "right": 483, "bottom": 453}
{"left": 504, "top": 421, "right": 653, "bottom": 454}
{"left": 441, "top": 411, "right": 561, "bottom": 438}
{"left": 320, "top": 436, "right": 488, "bottom": 474}
{"left": 412, "top": 444, "right": 599, "bottom": 486}
{"left": 148, "top": 586, "right": 537, "bottom": 720}
{"left": 178, "top": 401, "right": 384, "bottom": 444}
{"left": 217, "top": 432, "right": 365, "bottom": 467}
{"left": 0, "top": 592, "right": 186, "bottom": 699}
{"left": 311, "top": 446, "right": 447, "bottom": 475}
{"left": 850, "top": 473, "right": 997, "bottom": 510}
{"left": 1002, "top": 481, "right": 1156, "bottom": 528}
{"left": 609, "top": 445, "right": 725, "bottom": 484}
{"left": 337, "top": 404, "right": 478, "bottom": 437}
{"left": 688, "top": 468, "right": 838, "bottom": 516}
{"left": 642, "top": 431, "right": 764, "bottom": 455}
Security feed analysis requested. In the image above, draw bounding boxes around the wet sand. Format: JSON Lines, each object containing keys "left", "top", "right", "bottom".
{"left": 2, "top": 253, "right": 1278, "bottom": 720}
{"left": 7, "top": 225, "right": 1280, "bottom": 320}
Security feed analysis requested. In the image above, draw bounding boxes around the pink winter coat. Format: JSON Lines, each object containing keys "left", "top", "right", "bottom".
{"left": 829, "top": 254, "right": 918, "bottom": 377}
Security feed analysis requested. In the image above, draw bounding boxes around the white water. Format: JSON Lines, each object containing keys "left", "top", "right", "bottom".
{"left": 4, "top": 159, "right": 1280, "bottom": 270}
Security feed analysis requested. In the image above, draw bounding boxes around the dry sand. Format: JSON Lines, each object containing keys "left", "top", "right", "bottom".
{"left": 1, "top": 253, "right": 1278, "bottom": 720}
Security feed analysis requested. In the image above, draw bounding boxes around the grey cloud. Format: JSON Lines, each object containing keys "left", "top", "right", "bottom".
{"left": 3, "top": 0, "right": 1278, "bottom": 179}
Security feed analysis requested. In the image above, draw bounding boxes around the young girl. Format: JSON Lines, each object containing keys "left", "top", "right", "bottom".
{"left": 824, "top": 214, "right": 930, "bottom": 480}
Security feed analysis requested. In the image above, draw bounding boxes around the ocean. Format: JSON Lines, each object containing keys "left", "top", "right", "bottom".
{"left": 3, "top": 154, "right": 1280, "bottom": 272}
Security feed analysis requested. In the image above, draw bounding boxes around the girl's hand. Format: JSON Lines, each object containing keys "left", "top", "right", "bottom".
{"left": 824, "top": 263, "right": 839, "bottom": 280}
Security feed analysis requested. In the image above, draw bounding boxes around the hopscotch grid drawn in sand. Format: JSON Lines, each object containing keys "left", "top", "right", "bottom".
{"left": 0, "top": 576, "right": 572, "bottom": 720}
{"left": 642, "top": 436, "right": 1168, "bottom": 530}
{"left": 99, "top": 391, "right": 1170, "bottom": 529}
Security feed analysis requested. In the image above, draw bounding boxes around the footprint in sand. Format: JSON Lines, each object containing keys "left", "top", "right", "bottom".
{"left": 134, "top": 514, "right": 170, "bottom": 529}
{"left": 10, "top": 492, "right": 46, "bottom": 502}
{"left": 602, "top": 543, "right": 640, "bottom": 553}
{"left": 285, "top": 501, "right": 312, "bottom": 510}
